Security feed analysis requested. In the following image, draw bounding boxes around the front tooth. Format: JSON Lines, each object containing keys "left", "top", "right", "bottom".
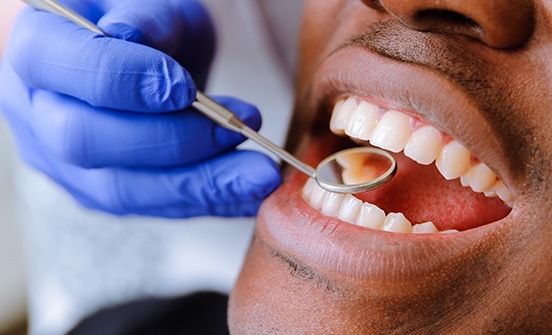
{"left": 356, "top": 203, "right": 386, "bottom": 229}
{"left": 344, "top": 101, "right": 381, "bottom": 141}
{"left": 310, "top": 183, "right": 328, "bottom": 210}
{"left": 493, "top": 181, "right": 513, "bottom": 203}
{"left": 404, "top": 126, "right": 443, "bottom": 165}
{"left": 412, "top": 221, "right": 438, "bottom": 234}
{"left": 370, "top": 111, "right": 412, "bottom": 153}
{"left": 321, "top": 192, "right": 345, "bottom": 216}
{"left": 330, "top": 97, "right": 357, "bottom": 134}
{"left": 381, "top": 213, "right": 412, "bottom": 234}
{"left": 460, "top": 174, "right": 469, "bottom": 187}
{"left": 302, "top": 178, "right": 316, "bottom": 199}
{"left": 484, "top": 189, "right": 498, "bottom": 198}
{"left": 338, "top": 195, "right": 362, "bottom": 223}
{"left": 435, "top": 141, "right": 471, "bottom": 180}
{"left": 464, "top": 163, "right": 497, "bottom": 192}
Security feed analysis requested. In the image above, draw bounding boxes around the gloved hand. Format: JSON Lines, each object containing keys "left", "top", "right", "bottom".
{"left": 0, "top": 0, "right": 282, "bottom": 218}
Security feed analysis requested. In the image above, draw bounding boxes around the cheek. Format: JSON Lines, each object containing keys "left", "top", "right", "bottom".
{"left": 298, "top": 1, "right": 358, "bottom": 85}
{"left": 228, "top": 238, "right": 307, "bottom": 333}
{"left": 297, "top": 2, "right": 333, "bottom": 91}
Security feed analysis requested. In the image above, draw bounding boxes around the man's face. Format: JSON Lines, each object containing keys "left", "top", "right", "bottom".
{"left": 229, "top": 1, "right": 552, "bottom": 333}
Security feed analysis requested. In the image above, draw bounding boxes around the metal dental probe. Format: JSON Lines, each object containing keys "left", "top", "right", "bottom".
{"left": 22, "top": 0, "right": 397, "bottom": 194}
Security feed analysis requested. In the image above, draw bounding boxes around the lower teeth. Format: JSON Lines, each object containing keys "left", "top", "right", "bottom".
{"left": 302, "top": 178, "right": 458, "bottom": 235}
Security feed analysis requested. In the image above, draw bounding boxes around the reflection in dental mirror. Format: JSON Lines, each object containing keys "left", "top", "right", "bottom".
{"left": 315, "top": 147, "right": 397, "bottom": 194}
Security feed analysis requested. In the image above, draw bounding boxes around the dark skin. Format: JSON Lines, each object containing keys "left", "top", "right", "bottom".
{"left": 229, "top": 0, "right": 552, "bottom": 334}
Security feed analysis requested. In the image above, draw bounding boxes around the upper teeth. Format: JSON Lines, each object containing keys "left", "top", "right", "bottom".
{"left": 329, "top": 97, "right": 513, "bottom": 203}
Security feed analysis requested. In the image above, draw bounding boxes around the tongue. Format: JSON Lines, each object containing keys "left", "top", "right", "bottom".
{"left": 355, "top": 153, "right": 511, "bottom": 231}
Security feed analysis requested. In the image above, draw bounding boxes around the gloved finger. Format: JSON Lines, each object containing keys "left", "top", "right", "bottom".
{"left": 1, "top": 61, "right": 280, "bottom": 218}
{"left": 9, "top": 8, "right": 195, "bottom": 113}
{"left": 28, "top": 139, "right": 281, "bottom": 217}
{"left": 102, "top": 150, "right": 282, "bottom": 218}
{"left": 29, "top": 92, "right": 261, "bottom": 168}
{"left": 98, "top": 0, "right": 215, "bottom": 66}
{"left": 98, "top": 0, "right": 215, "bottom": 89}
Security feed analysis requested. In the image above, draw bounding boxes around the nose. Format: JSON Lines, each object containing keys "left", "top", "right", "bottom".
{"left": 362, "top": 0, "right": 535, "bottom": 49}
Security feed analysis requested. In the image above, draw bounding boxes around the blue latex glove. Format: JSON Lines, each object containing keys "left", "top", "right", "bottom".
{"left": 0, "top": 0, "right": 282, "bottom": 218}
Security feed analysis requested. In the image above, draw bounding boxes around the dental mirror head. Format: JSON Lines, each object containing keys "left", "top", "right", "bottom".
{"left": 315, "top": 147, "right": 397, "bottom": 194}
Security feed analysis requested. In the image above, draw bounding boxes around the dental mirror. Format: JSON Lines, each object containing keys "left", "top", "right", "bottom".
{"left": 22, "top": 0, "right": 398, "bottom": 194}
{"left": 315, "top": 147, "right": 397, "bottom": 193}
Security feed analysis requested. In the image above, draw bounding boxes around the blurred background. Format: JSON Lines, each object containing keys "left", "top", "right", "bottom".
{"left": 0, "top": 2, "right": 27, "bottom": 334}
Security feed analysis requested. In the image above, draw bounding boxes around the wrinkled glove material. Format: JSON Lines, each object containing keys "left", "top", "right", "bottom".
{"left": 0, "top": 0, "right": 282, "bottom": 218}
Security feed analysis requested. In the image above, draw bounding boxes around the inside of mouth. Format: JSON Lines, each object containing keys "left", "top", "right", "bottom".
{"left": 354, "top": 151, "right": 510, "bottom": 231}
{"left": 299, "top": 132, "right": 511, "bottom": 233}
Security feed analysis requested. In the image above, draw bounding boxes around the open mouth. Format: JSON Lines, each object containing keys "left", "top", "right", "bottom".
{"left": 301, "top": 95, "right": 513, "bottom": 234}
{"left": 255, "top": 46, "right": 517, "bottom": 278}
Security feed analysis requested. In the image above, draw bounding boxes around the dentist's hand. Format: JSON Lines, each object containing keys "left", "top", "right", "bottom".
{"left": 0, "top": 0, "right": 281, "bottom": 218}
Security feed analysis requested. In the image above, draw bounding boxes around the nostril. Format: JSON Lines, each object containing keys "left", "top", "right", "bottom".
{"left": 372, "top": 0, "right": 535, "bottom": 49}
{"left": 416, "top": 9, "right": 478, "bottom": 28}
{"left": 414, "top": 9, "right": 483, "bottom": 40}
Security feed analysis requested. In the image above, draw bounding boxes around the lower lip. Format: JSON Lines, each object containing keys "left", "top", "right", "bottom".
{"left": 256, "top": 141, "right": 511, "bottom": 280}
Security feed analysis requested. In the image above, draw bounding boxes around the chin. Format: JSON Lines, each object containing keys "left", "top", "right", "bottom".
{"left": 228, "top": 3, "right": 552, "bottom": 333}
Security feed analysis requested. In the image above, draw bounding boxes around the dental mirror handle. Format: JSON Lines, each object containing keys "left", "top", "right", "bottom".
{"left": 193, "top": 93, "right": 316, "bottom": 178}
{"left": 21, "top": 0, "right": 318, "bottom": 179}
{"left": 21, "top": 0, "right": 104, "bottom": 35}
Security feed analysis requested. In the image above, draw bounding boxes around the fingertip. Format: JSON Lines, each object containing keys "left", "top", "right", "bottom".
{"left": 213, "top": 96, "right": 262, "bottom": 130}
{"left": 233, "top": 99, "right": 263, "bottom": 131}
{"left": 99, "top": 20, "right": 154, "bottom": 45}
{"left": 153, "top": 59, "right": 197, "bottom": 110}
{"left": 240, "top": 106, "right": 263, "bottom": 132}
{"left": 203, "top": 151, "right": 281, "bottom": 217}
{"left": 97, "top": 0, "right": 153, "bottom": 44}
{"left": 176, "top": 68, "right": 198, "bottom": 108}
{"left": 179, "top": 0, "right": 214, "bottom": 29}
{"left": 227, "top": 151, "right": 282, "bottom": 200}
{"left": 205, "top": 96, "right": 263, "bottom": 150}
